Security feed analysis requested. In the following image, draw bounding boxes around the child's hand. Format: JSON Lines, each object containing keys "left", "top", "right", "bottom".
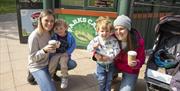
{"left": 56, "top": 41, "right": 61, "bottom": 48}
{"left": 93, "top": 42, "right": 100, "bottom": 50}
{"left": 128, "top": 59, "right": 138, "bottom": 68}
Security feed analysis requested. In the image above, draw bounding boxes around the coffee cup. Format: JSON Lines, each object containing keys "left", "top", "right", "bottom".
{"left": 48, "top": 40, "right": 59, "bottom": 53}
{"left": 128, "top": 51, "right": 137, "bottom": 63}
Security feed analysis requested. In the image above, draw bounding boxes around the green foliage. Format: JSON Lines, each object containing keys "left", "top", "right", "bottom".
{"left": 0, "top": 0, "right": 16, "bottom": 14}
{"left": 61, "top": 0, "right": 84, "bottom": 6}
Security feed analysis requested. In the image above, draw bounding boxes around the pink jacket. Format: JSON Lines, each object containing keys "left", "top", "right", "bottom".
{"left": 114, "top": 30, "right": 145, "bottom": 74}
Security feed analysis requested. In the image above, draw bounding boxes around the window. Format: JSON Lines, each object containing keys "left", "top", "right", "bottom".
{"left": 88, "top": 0, "right": 114, "bottom": 8}
{"left": 56, "top": 0, "right": 117, "bottom": 12}
{"left": 86, "top": 0, "right": 117, "bottom": 11}
{"left": 18, "top": 0, "right": 43, "bottom": 9}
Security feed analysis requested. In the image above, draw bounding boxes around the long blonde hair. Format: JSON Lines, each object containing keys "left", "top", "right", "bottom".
{"left": 37, "top": 9, "right": 55, "bottom": 35}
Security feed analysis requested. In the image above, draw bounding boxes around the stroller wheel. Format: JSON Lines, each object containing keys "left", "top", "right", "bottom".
{"left": 146, "top": 83, "right": 170, "bottom": 91}
{"left": 146, "top": 84, "right": 149, "bottom": 91}
{"left": 146, "top": 83, "right": 157, "bottom": 91}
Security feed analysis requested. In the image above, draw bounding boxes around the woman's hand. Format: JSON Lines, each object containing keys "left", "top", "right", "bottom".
{"left": 94, "top": 53, "right": 109, "bottom": 62}
{"left": 128, "top": 60, "right": 138, "bottom": 67}
{"left": 43, "top": 44, "right": 56, "bottom": 53}
{"left": 102, "top": 56, "right": 110, "bottom": 61}
{"left": 94, "top": 53, "right": 103, "bottom": 61}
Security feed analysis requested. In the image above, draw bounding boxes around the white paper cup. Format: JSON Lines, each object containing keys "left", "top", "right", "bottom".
{"left": 48, "top": 40, "right": 57, "bottom": 53}
{"left": 128, "top": 51, "right": 137, "bottom": 63}
{"left": 48, "top": 40, "right": 57, "bottom": 45}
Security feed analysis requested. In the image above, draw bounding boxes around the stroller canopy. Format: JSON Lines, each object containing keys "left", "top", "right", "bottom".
{"left": 155, "top": 15, "right": 180, "bottom": 35}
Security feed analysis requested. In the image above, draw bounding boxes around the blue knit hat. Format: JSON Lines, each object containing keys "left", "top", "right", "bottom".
{"left": 113, "top": 15, "right": 131, "bottom": 31}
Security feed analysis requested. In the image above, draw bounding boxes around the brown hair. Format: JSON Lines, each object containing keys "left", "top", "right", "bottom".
{"left": 127, "top": 33, "right": 132, "bottom": 51}
{"left": 126, "top": 30, "right": 138, "bottom": 51}
{"left": 37, "top": 9, "right": 55, "bottom": 35}
{"left": 54, "top": 19, "right": 68, "bottom": 31}
{"left": 96, "top": 16, "right": 113, "bottom": 32}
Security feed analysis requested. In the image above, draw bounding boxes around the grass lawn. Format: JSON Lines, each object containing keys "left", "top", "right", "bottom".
{"left": 0, "top": 0, "right": 16, "bottom": 14}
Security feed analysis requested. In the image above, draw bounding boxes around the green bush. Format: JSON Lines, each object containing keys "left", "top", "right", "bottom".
{"left": 0, "top": 0, "right": 16, "bottom": 14}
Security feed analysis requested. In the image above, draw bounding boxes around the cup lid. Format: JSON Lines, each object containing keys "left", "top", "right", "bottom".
{"left": 128, "top": 51, "right": 137, "bottom": 55}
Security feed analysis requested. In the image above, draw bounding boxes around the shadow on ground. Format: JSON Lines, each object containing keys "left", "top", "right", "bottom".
{"left": 54, "top": 74, "right": 98, "bottom": 91}
{"left": 111, "top": 78, "right": 146, "bottom": 91}
{"left": 0, "top": 13, "right": 19, "bottom": 40}
{"left": 0, "top": 13, "right": 17, "bottom": 22}
{"left": 53, "top": 74, "right": 146, "bottom": 91}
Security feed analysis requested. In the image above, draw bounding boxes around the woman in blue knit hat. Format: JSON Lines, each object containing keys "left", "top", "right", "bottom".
{"left": 94, "top": 15, "right": 145, "bottom": 91}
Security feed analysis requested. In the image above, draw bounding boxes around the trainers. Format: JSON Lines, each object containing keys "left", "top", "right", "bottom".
{"left": 53, "top": 74, "right": 61, "bottom": 81}
{"left": 27, "top": 72, "right": 37, "bottom": 85}
{"left": 61, "top": 77, "right": 68, "bottom": 89}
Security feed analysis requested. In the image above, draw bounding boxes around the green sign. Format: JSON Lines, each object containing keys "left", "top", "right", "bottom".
{"left": 57, "top": 14, "right": 97, "bottom": 49}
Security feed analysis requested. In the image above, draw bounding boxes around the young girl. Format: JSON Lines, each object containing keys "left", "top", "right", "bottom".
{"left": 87, "top": 16, "right": 120, "bottom": 91}
{"left": 48, "top": 19, "right": 76, "bottom": 89}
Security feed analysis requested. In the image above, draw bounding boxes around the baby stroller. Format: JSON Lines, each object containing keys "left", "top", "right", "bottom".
{"left": 144, "top": 15, "right": 180, "bottom": 91}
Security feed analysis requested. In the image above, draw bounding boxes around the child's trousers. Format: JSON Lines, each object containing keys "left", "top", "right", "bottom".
{"left": 96, "top": 63, "right": 115, "bottom": 91}
{"left": 49, "top": 52, "right": 69, "bottom": 77}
